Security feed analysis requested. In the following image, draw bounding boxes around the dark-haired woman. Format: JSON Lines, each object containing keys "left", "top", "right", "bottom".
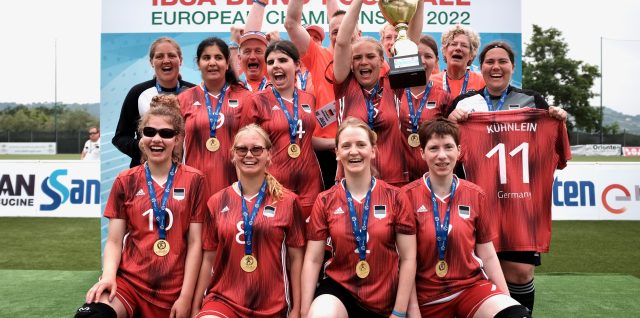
{"left": 76, "top": 95, "right": 204, "bottom": 318}
{"left": 241, "top": 40, "right": 323, "bottom": 219}
{"left": 178, "top": 37, "right": 252, "bottom": 199}
{"left": 113, "top": 37, "right": 195, "bottom": 167}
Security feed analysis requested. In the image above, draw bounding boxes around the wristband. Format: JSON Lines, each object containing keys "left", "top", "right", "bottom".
{"left": 253, "top": 0, "right": 267, "bottom": 7}
{"left": 391, "top": 310, "right": 407, "bottom": 318}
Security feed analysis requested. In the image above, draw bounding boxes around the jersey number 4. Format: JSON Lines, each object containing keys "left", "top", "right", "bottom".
{"left": 485, "top": 142, "right": 529, "bottom": 184}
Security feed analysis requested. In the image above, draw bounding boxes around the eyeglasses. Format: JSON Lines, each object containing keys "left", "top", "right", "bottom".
{"left": 89, "top": 132, "right": 98, "bottom": 135}
{"left": 142, "top": 127, "right": 177, "bottom": 139}
{"left": 234, "top": 146, "right": 266, "bottom": 157}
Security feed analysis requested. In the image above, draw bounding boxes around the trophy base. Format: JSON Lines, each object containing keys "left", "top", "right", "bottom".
{"left": 388, "top": 53, "right": 426, "bottom": 89}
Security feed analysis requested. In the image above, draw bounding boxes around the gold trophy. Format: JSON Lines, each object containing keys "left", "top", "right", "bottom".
{"left": 378, "top": 0, "right": 426, "bottom": 88}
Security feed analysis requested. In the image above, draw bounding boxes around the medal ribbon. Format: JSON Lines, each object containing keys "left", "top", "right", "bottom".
{"left": 344, "top": 177, "right": 375, "bottom": 261}
{"left": 443, "top": 69, "right": 470, "bottom": 95}
{"left": 155, "top": 81, "right": 181, "bottom": 94}
{"left": 242, "top": 76, "right": 268, "bottom": 92}
{"left": 204, "top": 83, "right": 229, "bottom": 138}
{"left": 405, "top": 80, "right": 433, "bottom": 133}
{"left": 238, "top": 179, "right": 268, "bottom": 256}
{"left": 482, "top": 87, "right": 509, "bottom": 112}
{"left": 144, "top": 162, "right": 177, "bottom": 240}
{"left": 271, "top": 87, "right": 300, "bottom": 145}
{"left": 427, "top": 176, "right": 457, "bottom": 261}
{"left": 297, "top": 70, "right": 309, "bottom": 91}
{"left": 364, "top": 82, "right": 380, "bottom": 129}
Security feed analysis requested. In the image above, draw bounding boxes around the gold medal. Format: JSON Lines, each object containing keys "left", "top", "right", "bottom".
{"left": 240, "top": 254, "right": 258, "bottom": 273}
{"left": 206, "top": 137, "right": 220, "bottom": 152}
{"left": 355, "top": 260, "right": 370, "bottom": 279}
{"left": 287, "top": 143, "right": 300, "bottom": 158}
{"left": 435, "top": 260, "right": 448, "bottom": 278}
{"left": 153, "top": 239, "right": 170, "bottom": 257}
{"left": 408, "top": 133, "right": 420, "bottom": 148}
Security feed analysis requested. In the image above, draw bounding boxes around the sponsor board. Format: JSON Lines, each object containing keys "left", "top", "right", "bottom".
{"left": 571, "top": 144, "right": 622, "bottom": 156}
{"left": 0, "top": 142, "right": 56, "bottom": 155}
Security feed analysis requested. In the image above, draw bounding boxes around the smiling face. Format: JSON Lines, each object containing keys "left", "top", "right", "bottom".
{"left": 232, "top": 129, "right": 271, "bottom": 178}
{"left": 151, "top": 41, "right": 183, "bottom": 88}
{"left": 421, "top": 133, "right": 459, "bottom": 180}
{"left": 351, "top": 40, "right": 384, "bottom": 90}
{"left": 198, "top": 44, "right": 229, "bottom": 87}
{"left": 141, "top": 115, "right": 178, "bottom": 166}
{"left": 239, "top": 39, "right": 267, "bottom": 81}
{"left": 481, "top": 47, "right": 514, "bottom": 95}
{"left": 336, "top": 125, "right": 376, "bottom": 177}
{"left": 266, "top": 50, "right": 298, "bottom": 94}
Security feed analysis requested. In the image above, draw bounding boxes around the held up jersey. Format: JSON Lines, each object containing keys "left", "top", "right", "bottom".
{"left": 307, "top": 178, "right": 416, "bottom": 314}
{"left": 203, "top": 186, "right": 305, "bottom": 318}
{"left": 457, "top": 108, "right": 571, "bottom": 252}
{"left": 402, "top": 175, "right": 494, "bottom": 304}
{"left": 104, "top": 164, "right": 205, "bottom": 308}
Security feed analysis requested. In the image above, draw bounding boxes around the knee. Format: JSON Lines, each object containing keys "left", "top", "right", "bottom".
{"left": 74, "top": 303, "right": 117, "bottom": 318}
{"left": 502, "top": 265, "right": 535, "bottom": 284}
{"left": 494, "top": 305, "right": 532, "bottom": 318}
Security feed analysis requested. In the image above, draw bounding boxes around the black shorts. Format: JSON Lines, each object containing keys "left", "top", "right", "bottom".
{"left": 497, "top": 251, "right": 542, "bottom": 266}
{"left": 314, "top": 277, "right": 386, "bottom": 318}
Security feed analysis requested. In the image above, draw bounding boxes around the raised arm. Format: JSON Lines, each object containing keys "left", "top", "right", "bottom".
{"left": 285, "top": 0, "right": 312, "bottom": 55}
{"left": 244, "top": 0, "right": 267, "bottom": 32}
{"left": 407, "top": 0, "right": 424, "bottom": 43}
{"left": 333, "top": 0, "right": 362, "bottom": 84}
{"left": 326, "top": 0, "right": 339, "bottom": 18}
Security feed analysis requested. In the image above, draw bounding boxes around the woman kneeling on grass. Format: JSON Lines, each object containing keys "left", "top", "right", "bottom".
{"left": 75, "top": 94, "right": 205, "bottom": 318}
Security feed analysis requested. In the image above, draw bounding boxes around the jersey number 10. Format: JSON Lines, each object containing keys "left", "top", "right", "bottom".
{"left": 485, "top": 142, "right": 529, "bottom": 185}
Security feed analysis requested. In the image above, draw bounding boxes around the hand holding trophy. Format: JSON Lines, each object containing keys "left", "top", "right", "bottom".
{"left": 378, "top": 0, "right": 426, "bottom": 88}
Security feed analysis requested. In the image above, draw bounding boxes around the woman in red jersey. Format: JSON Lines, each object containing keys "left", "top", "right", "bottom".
{"left": 301, "top": 117, "right": 416, "bottom": 318}
{"left": 193, "top": 124, "right": 306, "bottom": 318}
{"left": 400, "top": 35, "right": 452, "bottom": 181}
{"left": 178, "top": 37, "right": 252, "bottom": 199}
{"left": 76, "top": 95, "right": 204, "bottom": 318}
{"left": 331, "top": 0, "right": 423, "bottom": 186}
{"left": 401, "top": 118, "right": 531, "bottom": 318}
{"left": 241, "top": 40, "right": 323, "bottom": 219}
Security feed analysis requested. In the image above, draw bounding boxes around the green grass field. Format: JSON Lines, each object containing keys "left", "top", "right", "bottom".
{"left": 0, "top": 218, "right": 639, "bottom": 317}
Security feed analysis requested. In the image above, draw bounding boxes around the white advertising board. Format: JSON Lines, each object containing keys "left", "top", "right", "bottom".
{"left": 0, "top": 142, "right": 57, "bottom": 155}
{"left": 0, "top": 161, "right": 100, "bottom": 217}
{"left": 570, "top": 144, "right": 622, "bottom": 156}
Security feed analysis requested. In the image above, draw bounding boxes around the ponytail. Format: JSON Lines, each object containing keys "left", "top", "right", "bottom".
{"left": 265, "top": 172, "right": 284, "bottom": 201}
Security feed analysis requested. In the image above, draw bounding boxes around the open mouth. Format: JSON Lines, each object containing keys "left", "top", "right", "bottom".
{"left": 149, "top": 145, "right": 165, "bottom": 153}
{"left": 451, "top": 53, "right": 464, "bottom": 61}
{"left": 272, "top": 71, "right": 286, "bottom": 82}
{"left": 359, "top": 68, "right": 372, "bottom": 78}
{"left": 348, "top": 158, "right": 363, "bottom": 164}
{"left": 241, "top": 159, "right": 258, "bottom": 166}
{"left": 161, "top": 65, "right": 173, "bottom": 73}
{"left": 247, "top": 63, "right": 260, "bottom": 71}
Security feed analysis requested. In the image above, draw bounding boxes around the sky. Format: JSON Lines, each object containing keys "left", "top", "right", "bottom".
{"left": 0, "top": 0, "right": 639, "bottom": 115}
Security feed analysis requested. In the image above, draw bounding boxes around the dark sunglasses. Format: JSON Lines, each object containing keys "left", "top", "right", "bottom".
{"left": 142, "top": 127, "right": 177, "bottom": 139}
{"left": 88, "top": 131, "right": 98, "bottom": 135}
{"left": 234, "top": 146, "right": 266, "bottom": 156}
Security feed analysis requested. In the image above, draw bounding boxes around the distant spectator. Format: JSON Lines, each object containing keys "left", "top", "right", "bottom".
{"left": 81, "top": 127, "right": 100, "bottom": 160}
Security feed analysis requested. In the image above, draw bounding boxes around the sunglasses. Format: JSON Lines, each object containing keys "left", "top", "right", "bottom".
{"left": 89, "top": 132, "right": 98, "bottom": 135}
{"left": 234, "top": 146, "right": 266, "bottom": 157}
{"left": 142, "top": 127, "right": 178, "bottom": 139}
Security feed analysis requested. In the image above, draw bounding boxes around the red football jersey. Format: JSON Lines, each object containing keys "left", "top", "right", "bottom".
{"left": 104, "top": 164, "right": 206, "bottom": 308}
{"left": 202, "top": 185, "right": 306, "bottom": 318}
{"left": 398, "top": 83, "right": 451, "bottom": 181}
{"left": 241, "top": 88, "right": 324, "bottom": 211}
{"left": 430, "top": 70, "right": 485, "bottom": 100}
{"left": 179, "top": 84, "right": 252, "bottom": 198}
{"left": 458, "top": 108, "right": 571, "bottom": 252}
{"left": 307, "top": 178, "right": 416, "bottom": 314}
{"left": 300, "top": 39, "right": 337, "bottom": 138}
{"left": 333, "top": 74, "right": 408, "bottom": 185}
{"left": 401, "top": 175, "right": 495, "bottom": 304}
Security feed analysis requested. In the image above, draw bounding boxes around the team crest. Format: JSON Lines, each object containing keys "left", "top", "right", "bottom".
{"left": 173, "top": 188, "right": 185, "bottom": 200}
{"left": 373, "top": 205, "right": 387, "bottom": 219}
{"left": 301, "top": 104, "right": 311, "bottom": 113}
{"left": 228, "top": 99, "right": 239, "bottom": 108}
{"left": 263, "top": 205, "right": 276, "bottom": 217}
{"left": 426, "top": 101, "right": 437, "bottom": 109}
{"left": 458, "top": 205, "right": 470, "bottom": 219}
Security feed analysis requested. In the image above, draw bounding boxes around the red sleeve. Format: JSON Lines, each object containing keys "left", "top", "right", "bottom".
{"left": 394, "top": 191, "right": 416, "bottom": 235}
{"left": 306, "top": 194, "right": 329, "bottom": 241}
{"left": 286, "top": 196, "right": 306, "bottom": 248}
{"left": 475, "top": 189, "right": 495, "bottom": 244}
{"left": 190, "top": 172, "right": 206, "bottom": 223}
{"left": 203, "top": 195, "right": 219, "bottom": 251}
{"left": 104, "top": 176, "right": 126, "bottom": 219}
{"left": 556, "top": 120, "right": 572, "bottom": 169}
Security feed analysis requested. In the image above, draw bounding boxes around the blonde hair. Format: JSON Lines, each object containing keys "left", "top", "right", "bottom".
{"left": 441, "top": 25, "right": 480, "bottom": 66}
{"left": 335, "top": 117, "right": 379, "bottom": 178}
{"left": 138, "top": 95, "right": 184, "bottom": 164}
{"left": 232, "top": 124, "right": 284, "bottom": 200}
{"left": 352, "top": 36, "right": 384, "bottom": 59}
{"left": 149, "top": 37, "right": 183, "bottom": 61}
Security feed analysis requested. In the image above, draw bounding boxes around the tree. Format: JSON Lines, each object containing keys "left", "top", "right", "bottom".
{"left": 523, "top": 25, "right": 601, "bottom": 132}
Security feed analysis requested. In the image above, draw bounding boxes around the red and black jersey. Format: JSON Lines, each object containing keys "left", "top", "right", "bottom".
{"left": 307, "top": 178, "right": 416, "bottom": 314}
{"left": 458, "top": 108, "right": 571, "bottom": 252}
{"left": 202, "top": 185, "right": 305, "bottom": 318}
{"left": 333, "top": 74, "right": 408, "bottom": 185}
{"left": 104, "top": 164, "right": 205, "bottom": 308}
{"left": 398, "top": 84, "right": 451, "bottom": 181}
{"left": 179, "top": 83, "right": 252, "bottom": 198}
{"left": 241, "top": 88, "right": 323, "bottom": 210}
{"left": 402, "top": 175, "right": 495, "bottom": 304}
{"left": 430, "top": 70, "right": 485, "bottom": 100}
